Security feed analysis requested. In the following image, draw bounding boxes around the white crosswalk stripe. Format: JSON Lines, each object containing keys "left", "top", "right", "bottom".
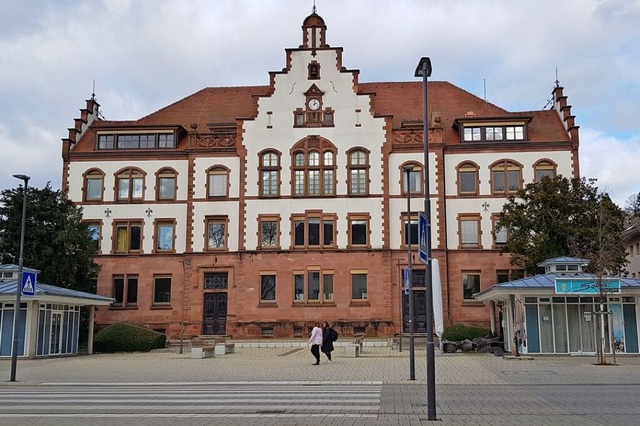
{"left": 0, "top": 382, "right": 382, "bottom": 419}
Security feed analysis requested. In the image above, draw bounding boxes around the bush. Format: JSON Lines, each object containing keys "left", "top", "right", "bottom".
{"left": 441, "top": 323, "right": 471, "bottom": 342}
{"left": 94, "top": 322, "right": 166, "bottom": 353}
{"left": 468, "top": 326, "right": 491, "bottom": 340}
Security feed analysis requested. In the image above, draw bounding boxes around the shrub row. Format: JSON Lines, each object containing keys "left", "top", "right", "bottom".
{"left": 441, "top": 323, "right": 491, "bottom": 342}
{"left": 94, "top": 321, "right": 166, "bottom": 353}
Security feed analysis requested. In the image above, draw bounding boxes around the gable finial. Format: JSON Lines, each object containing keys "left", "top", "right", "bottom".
{"left": 312, "top": 0, "right": 317, "bottom": 14}
{"left": 91, "top": 79, "right": 96, "bottom": 100}
{"left": 555, "top": 66, "right": 560, "bottom": 88}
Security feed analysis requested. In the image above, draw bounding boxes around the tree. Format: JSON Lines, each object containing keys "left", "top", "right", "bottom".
{"left": 498, "top": 176, "right": 628, "bottom": 276}
{"left": 623, "top": 192, "right": 640, "bottom": 219}
{"left": 0, "top": 183, "right": 100, "bottom": 292}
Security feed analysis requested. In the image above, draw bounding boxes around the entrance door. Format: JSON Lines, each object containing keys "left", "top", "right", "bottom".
{"left": 402, "top": 269, "right": 427, "bottom": 334}
{"left": 50, "top": 312, "right": 62, "bottom": 354}
{"left": 203, "top": 293, "right": 227, "bottom": 335}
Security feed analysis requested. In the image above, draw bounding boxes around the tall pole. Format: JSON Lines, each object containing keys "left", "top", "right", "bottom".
{"left": 10, "top": 174, "right": 30, "bottom": 382}
{"left": 415, "top": 57, "right": 436, "bottom": 420}
{"left": 405, "top": 165, "right": 415, "bottom": 380}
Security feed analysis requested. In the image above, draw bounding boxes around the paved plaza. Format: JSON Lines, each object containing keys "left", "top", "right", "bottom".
{"left": 1, "top": 341, "right": 640, "bottom": 425}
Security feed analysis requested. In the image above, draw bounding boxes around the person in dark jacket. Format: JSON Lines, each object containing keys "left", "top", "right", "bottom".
{"left": 321, "top": 321, "right": 335, "bottom": 363}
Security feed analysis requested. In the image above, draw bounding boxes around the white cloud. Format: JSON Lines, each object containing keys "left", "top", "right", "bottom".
{"left": 1, "top": 0, "right": 639, "bottom": 208}
{"left": 580, "top": 128, "right": 640, "bottom": 206}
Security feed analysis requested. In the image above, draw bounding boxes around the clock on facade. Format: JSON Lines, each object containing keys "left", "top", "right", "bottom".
{"left": 308, "top": 98, "right": 321, "bottom": 110}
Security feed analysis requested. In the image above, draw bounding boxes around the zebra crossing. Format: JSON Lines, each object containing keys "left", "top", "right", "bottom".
{"left": 0, "top": 381, "right": 382, "bottom": 420}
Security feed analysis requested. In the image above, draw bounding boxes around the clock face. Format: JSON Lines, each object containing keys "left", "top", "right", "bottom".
{"left": 308, "top": 98, "right": 321, "bottom": 110}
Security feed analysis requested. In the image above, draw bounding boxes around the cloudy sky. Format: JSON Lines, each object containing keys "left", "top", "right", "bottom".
{"left": 2, "top": 0, "right": 639, "bottom": 206}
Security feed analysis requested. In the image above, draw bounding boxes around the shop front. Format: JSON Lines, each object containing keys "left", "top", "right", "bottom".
{"left": 474, "top": 257, "right": 640, "bottom": 355}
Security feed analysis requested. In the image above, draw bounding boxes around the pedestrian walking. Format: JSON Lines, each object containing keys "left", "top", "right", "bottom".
{"left": 308, "top": 321, "right": 323, "bottom": 365}
{"left": 321, "top": 321, "right": 337, "bottom": 363}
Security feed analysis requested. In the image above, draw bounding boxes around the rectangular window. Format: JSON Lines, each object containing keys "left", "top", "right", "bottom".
{"left": 292, "top": 213, "right": 336, "bottom": 248}
{"left": 308, "top": 170, "right": 320, "bottom": 195}
{"left": 348, "top": 214, "right": 369, "bottom": 247}
{"left": 155, "top": 221, "right": 175, "bottom": 252}
{"left": 323, "top": 274, "right": 334, "bottom": 301}
{"left": 323, "top": 170, "right": 334, "bottom": 195}
{"left": 87, "top": 222, "right": 101, "bottom": 251}
{"left": 403, "top": 215, "right": 418, "bottom": 246}
{"left": 98, "top": 134, "right": 114, "bottom": 149}
{"left": 86, "top": 177, "right": 103, "bottom": 201}
{"left": 114, "top": 221, "right": 142, "bottom": 254}
{"left": 260, "top": 274, "right": 276, "bottom": 302}
{"left": 350, "top": 169, "right": 367, "bottom": 194}
{"left": 294, "top": 270, "right": 334, "bottom": 303}
{"left": 208, "top": 173, "right": 228, "bottom": 198}
{"left": 497, "top": 271, "right": 510, "bottom": 284}
{"left": 294, "top": 274, "right": 305, "bottom": 301}
{"left": 506, "top": 126, "right": 524, "bottom": 140}
{"left": 206, "top": 217, "right": 227, "bottom": 250}
{"left": 404, "top": 168, "right": 422, "bottom": 194}
{"left": 158, "top": 134, "right": 175, "bottom": 148}
{"left": 463, "top": 127, "right": 482, "bottom": 141}
{"left": 459, "top": 215, "right": 480, "bottom": 248}
{"left": 294, "top": 170, "right": 305, "bottom": 195}
{"left": 324, "top": 112, "right": 333, "bottom": 126}
{"left": 153, "top": 276, "right": 171, "bottom": 304}
{"left": 262, "top": 171, "right": 279, "bottom": 196}
{"left": 459, "top": 169, "right": 477, "bottom": 195}
{"left": 112, "top": 274, "right": 138, "bottom": 307}
{"left": 462, "top": 272, "right": 481, "bottom": 300}
{"left": 492, "top": 214, "right": 507, "bottom": 246}
{"left": 259, "top": 216, "right": 279, "bottom": 249}
{"left": 117, "top": 176, "right": 143, "bottom": 201}
{"left": 308, "top": 271, "right": 320, "bottom": 300}
{"left": 158, "top": 176, "right": 176, "bottom": 200}
{"left": 351, "top": 273, "right": 368, "bottom": 300}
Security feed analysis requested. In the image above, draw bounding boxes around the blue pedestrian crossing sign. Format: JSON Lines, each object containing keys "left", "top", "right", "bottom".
{"left": 419, "top": 212, "right": 429, "bottom": 264}
{"left": 21, "top": 271, "right": 36, "bottom": 296}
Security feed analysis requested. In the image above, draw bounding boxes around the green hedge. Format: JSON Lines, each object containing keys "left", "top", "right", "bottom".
{"left": 94, "top": 322, "right": 166, "bottom": 353}
{"left": 442, "top": 323, "right": 491, "bottom": 342}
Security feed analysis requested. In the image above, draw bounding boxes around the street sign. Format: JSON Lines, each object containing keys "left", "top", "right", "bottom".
{"left": 21, "top": 271, "right": 37, "bottom": 296}
{"left": 555, "top": 278, "right": 620, "bottom": 295}
{"left": 419, "top": 211, "right": 428, "bottom": 264}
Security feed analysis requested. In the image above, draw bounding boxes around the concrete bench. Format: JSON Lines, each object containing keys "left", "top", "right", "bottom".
{"left": 215, "top": 342, "right": 235, "bottom": 356}
{"left": 344, "top": 335, "right": 366, "bottom": 358}
{"left": 191, "top": 346, "right": 215, "bottom": 359}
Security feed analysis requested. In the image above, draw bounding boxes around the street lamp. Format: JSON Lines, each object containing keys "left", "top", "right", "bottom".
{"left": 415, "top": 57, "right": 436, "bottom": 421}
{"left": 10, "top": 174, "right": 30, "bottom": 382}
{"left": 404, "top": 165, "right": 416, "bottom": 380}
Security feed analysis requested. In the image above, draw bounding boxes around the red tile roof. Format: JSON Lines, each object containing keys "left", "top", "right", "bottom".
{"left": 72, "top": 80, "right": 571, "bottom": 151}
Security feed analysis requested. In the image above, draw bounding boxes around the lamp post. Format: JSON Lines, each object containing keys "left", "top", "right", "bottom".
{"left": 10, "top": 174, "right": 30, "bottom": 382}
{"left": 415, "top": 57, "right": 436, "bottom": 421}
{"left": 404, "top": 165, "right": 416, "bottom": 380}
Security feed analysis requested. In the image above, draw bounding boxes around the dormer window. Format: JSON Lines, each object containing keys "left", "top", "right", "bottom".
{"left": 463, "top": 125, "right": 525, "bottom": 142}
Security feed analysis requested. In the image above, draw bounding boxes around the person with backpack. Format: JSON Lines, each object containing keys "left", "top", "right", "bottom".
{"left": 321, "top": 321, "right": 338, "bottom": 363}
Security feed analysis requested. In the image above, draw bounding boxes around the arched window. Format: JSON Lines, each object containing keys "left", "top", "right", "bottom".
{"left": 156, "top": 168, "right": 177, "bottom": 201}
{"left": 347, "top": 148, "right": 369, "bottom": 196}
{"left": 291, "top": 137, "right": 336, "bottom": 197}
{"left": 259, "top": 150, "right": 281, "bottom": 197}
{"left": 401, "top": 163, "right": 423, "bottom": 196}
{"left": 534, "top": 160, "right": 557, "bottom": 182}
{"left": 456, "top": 162, "right": 479, "bottom": 196}
{"left": 207, "top": 166, "right": 229, "bottom": 198}
{"left": 491, "top": 160, "right": 522, "bottom": 195}
{"left": 83, "top": 169, "right": 105, "bottom": 202}
{"left": 115, "top": 168, "right": 145, "bottom": 202}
